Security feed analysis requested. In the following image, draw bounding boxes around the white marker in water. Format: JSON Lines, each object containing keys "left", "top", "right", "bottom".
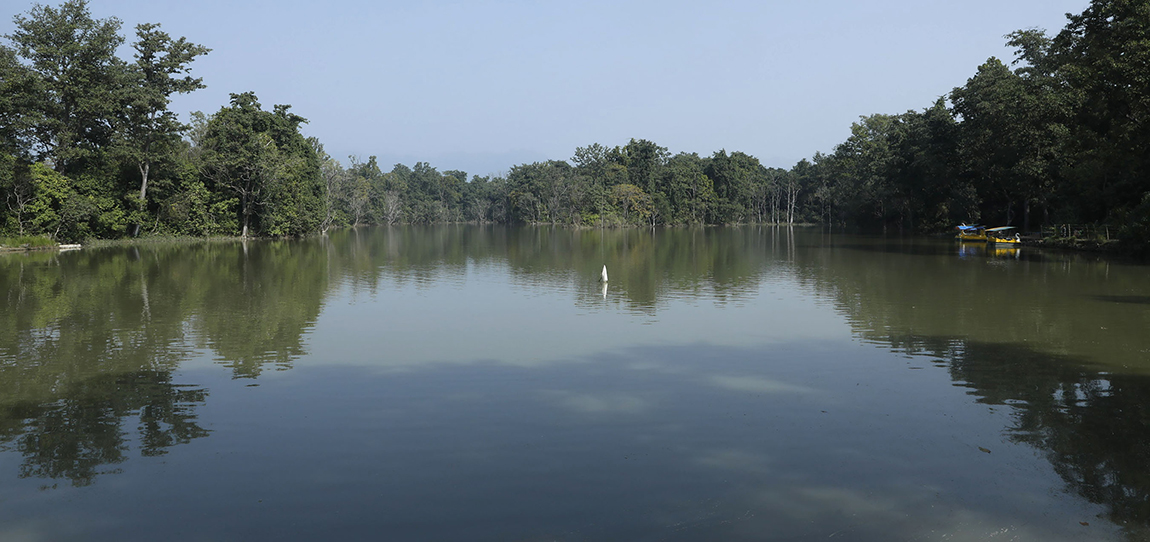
{"left": 601, "top": 264, "right": 609, "bottom": 282}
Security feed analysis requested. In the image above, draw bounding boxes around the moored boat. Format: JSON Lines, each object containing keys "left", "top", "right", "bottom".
{"left": 986, "top": 226, "right": 1021, "bottom": 245}
{"left": 955, "top": 224, "right": 987, "bottom": 242}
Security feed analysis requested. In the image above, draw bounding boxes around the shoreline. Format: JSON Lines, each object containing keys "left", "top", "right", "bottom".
{"left": 2, "top": 226, "right": 1140, "bottom": 261}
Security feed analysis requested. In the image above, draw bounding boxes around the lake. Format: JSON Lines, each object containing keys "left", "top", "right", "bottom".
{"left": 2, "top": 226, "right": 1149, "bottom": 541}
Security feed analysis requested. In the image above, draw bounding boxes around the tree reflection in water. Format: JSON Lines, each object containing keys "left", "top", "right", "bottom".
{"left": 1, "top": 227, "right": 1149, "bottom": 540}
{"left": 2, "top": 371, "right": 208, "bottom": 487}
{"left": 0, "top": 239, "right": 328, "bottom": 486}
{"left": 791, "top": 233, "right": 1150, "bottom": 537}
{"left": 863, "top": 334, "right": 1150, "bottom": 537}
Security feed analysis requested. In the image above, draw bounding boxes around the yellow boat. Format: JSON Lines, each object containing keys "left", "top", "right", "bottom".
{"left": 986, "top": 226, "right": 1021, "bottom": 245}
{"left": 955, "top": 224, "right": 986, "bottom": 242}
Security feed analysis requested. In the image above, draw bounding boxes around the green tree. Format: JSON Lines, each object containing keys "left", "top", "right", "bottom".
{"left": 402, "top": 162, "right": 450, "bottom": 223}
{"left": 506, "top": 161, "right": 576, "bottom": 224}
{"left": 0, "top": 45, "right": 40, "bottom": 159}
{"left": 1050, "top": 0, "right": 1150, "bottom": 227}
{"left": 311, "top": 139, "right": 348, "bottom": 230}
{"left": 951, "top": 57, "right": 1062, "bottom": 228}
{"left": 21, "top": 162, "right": 91, "bottom": 240}
{"left": 663, "top": 152, "right": 713, "bottom": 225}
{"left": 888, "top": 100, "right": 966, "bottom": 231}
{"left": 118, "top": 22, "right": 210, "bottom": 236}
{"left": 1, "top": 155, "right": 31, "bottom": 234}
{"left": 4, "top": 0, "right": 126, "bottom": 173}
{"left": 706, "top": 150, "right": 763, "bottom": 224}
{"left": 198, "top": 93, "right": 324, "bottom": 237}
{"left": 619, "top": 138, "right": 669, "bottom": 196}
{"left": 347, "top": 155, "right": 387, "bottom": 226}
{"left": 572, "top": 143, "right": 627, "bottom": 224}
{"left": 611, "top": 183, "right": 652, "bottom": 225}
{"left": 376, "top": 163, "right": 409, "bottom": 225}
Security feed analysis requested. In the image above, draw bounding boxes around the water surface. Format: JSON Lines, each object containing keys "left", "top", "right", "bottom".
{"left": 2, "top": 226, "right": 1148, "bottom": 541}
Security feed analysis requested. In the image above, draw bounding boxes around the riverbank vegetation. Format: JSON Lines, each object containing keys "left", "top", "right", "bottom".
{"left": 0, "top": 234, "right": 55, "bottom": 250}
{"left": 1, "top": 0, "right": 1148, "bottom": 250}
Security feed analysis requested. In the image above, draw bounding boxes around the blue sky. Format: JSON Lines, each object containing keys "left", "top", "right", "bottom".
{"left": 3, "top": 0, "right": 1089, "bottom": 175}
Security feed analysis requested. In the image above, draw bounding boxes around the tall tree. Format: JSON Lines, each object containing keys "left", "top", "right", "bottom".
{"left": 0, "top": 45, "right": 40, "bottom": 158}
{"left": 506, "top": 161, "right": 574, "bottom": 224}
{"left": 1050, "top": 0, "right": 1150, "bottom": 225}
{"left": 619, "top": 138, "right": 669, "bottom": 195}
{"left": 706, "top": 150, "right": 762, "bottom": 223}
{"left": 198, "top": 92, "right": 323, "bottom": 238}
{"left": 951, "top": 57, "right": 1062, "bottom": 227}
{"left": 311, "top": 140, "right": 347, "bottom": 230}
{"left": 347, "top": 155, "right": 385, "bottom": 226}
{"left": 5, "top": 0, "right": 126, "bottom": 173}
{"left": 119, "top": 22, "right": 209, "bottom": 236}
{"left": 663, "top": 152, "right": 713, "bottom": 225}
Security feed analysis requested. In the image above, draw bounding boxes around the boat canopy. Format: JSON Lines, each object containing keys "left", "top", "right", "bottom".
{"left": 986, "top": 226, "right": 1016, "bottom": 232}
{"left": 956, "top": 224, "right": 984, "bottom": 232}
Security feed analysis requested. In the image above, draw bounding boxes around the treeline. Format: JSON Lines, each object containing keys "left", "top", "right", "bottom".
{"left": 324, "top": 141, "right": 800, "bottom": 228}
{"left": 2, "top": 0, "right": 1148, "bottom": 243}
{"left": 315, "top": 0, "right": 1150, "bottom": 239}
{"left": 0, "top": 1, "right": 801, "bottom": 241}
{"left": 0, "top": 1, "right": 330, "bottom": 240}
{"left": 324, "top": 0, "right": 1150, "bottom": 239}
{"left": 796, "top": 0, "right": 1150, "bottom": 240}
{"left": 316, "top": 0, "right": 1150, "bottom": 238}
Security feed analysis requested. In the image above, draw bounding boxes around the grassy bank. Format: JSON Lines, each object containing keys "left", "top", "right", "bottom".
{"left": 0, "top": 235, "right": 58, "bottom": 252}
{"left": 80, "top": 234, "right": 246, "bottom": 249}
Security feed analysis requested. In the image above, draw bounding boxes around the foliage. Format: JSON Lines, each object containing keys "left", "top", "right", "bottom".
{"left": 118, "top": 22, "right": 210, "bottom": 234}
{"left": 4, "top": 0, "right": 125, "bottom": 173}
{"left": 4, "top": 0, "right": 1150, "bottom": 250}
{"left": 0, "top": 234, "right": 55, "bottom": 248}
{"left": 197, "top": 93, "right": 324, "bottom": 237}
{"left": 783, "top": 0, "right": 1150, "bottom": 247}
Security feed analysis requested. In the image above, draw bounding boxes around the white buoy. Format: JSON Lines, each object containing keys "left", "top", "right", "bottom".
{"left": 600, "top": 264, "right": 608, "bottom": 282}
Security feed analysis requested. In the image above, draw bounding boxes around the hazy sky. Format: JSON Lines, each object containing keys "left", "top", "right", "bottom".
{"left": 3, "top": 0, "right": 1090, "bottom": 175}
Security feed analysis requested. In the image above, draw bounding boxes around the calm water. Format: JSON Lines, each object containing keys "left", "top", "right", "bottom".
{"left": 2, "top": 226, "right": 1150, "bottom": 541}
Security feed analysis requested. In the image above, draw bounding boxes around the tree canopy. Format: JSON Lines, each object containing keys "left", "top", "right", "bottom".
{"left": 3, "top": 0, "right": 1150, "bottom": 251}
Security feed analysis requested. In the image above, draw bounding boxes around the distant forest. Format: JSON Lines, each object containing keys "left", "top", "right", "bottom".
{"left": 2, "top": 0, "right": 1148, "bottom": 247}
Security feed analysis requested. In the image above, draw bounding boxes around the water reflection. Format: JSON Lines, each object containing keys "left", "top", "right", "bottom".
{"left": 791, "top": 234, "right": 1150, "bottom": 372}
{"left": 956, "top": 241, "right": 1022, "bottom": 260}
{"left": 836, "top": 335, "right": 1150, "bottom": 539}
{"left": 325, "top": 225, "right": 783, "bottom": 315}
{"left": 0, "top": 241, "right": 327, "bottom": 486}
{"left": 2, "top": 370, "right": 208, "bottom": 487}
{"left": 2, "top": 227, "right": 1150, "bottom": 540}
{"left": 2, "top": 341, "right": 1117, "bottom": 541}
{"left": 791, "top": 235, "right": 1150, "bottom": 538}
{"left": 193, "top": 241, "right": 328, "bottom": 378}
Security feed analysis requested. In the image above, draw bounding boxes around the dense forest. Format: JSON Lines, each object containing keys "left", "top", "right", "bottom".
{"left": 1, "top": 0, "right": 1147, "bottom": 246}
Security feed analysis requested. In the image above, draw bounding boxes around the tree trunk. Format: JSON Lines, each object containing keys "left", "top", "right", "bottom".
{"left": 241, "top": 201, "right": 251, "bottom": 238}
{"left": 138, "top": 161, "right": 150, "bottom": 203}
{"left": 132, "top": 161, "right": 151, "bottom": 237}
{"left": 1023, "top": 199, "right": 1031, "bottom": 232}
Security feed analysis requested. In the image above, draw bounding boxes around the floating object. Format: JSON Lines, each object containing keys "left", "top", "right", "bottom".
{"left": 955, "top": 224, "right": 986, "bottom": 242}
{"left": 58, "top": 244, "right": 82, "bottom": 251}
{"left": 986, "top": 226, "right": 1021, "bottom": 245}
{"left": 600, "top": 265, "right": 608, "bottom": 282}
